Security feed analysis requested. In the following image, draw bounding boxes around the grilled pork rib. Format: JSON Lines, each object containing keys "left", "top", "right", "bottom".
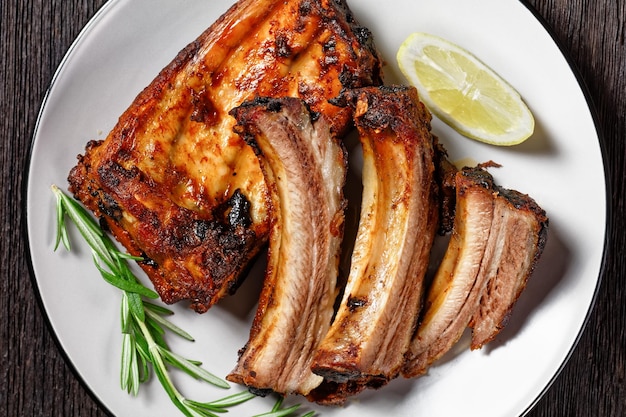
{"left": 469, "top": 181, "right": 548, "bottom": 349}
{"left": 311, "top": 86, "right": 438, "bottom": 389}
{"left": 226, "top": 97, "right": 347, "bottom": 396}
{"left": 402, "top": 167, "right": 496, "bottom": 377}
{"left": 67, "top": 0, "right": 382, "bottom": 312}
{"left": 403, "top": 167, "right": 548, "bottom": 377}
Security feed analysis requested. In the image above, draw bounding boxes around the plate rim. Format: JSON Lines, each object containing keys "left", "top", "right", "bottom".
{"left": 516, "top": 1, "right": 611, "bottom": 414}
{"left": 22, "top": 0, "right": 611, "bottom": 416}
{"left": 22, "top": 1, "right": 121, "bottom": 415}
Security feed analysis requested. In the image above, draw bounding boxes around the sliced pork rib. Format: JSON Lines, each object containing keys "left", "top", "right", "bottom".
{"left": 67, "top": 0, "right": 382, "bottom": 312}
{"left": 402, "top": 167, "right": 548, "bottom": 377}
{"left": 469, "top": 184, "right": 548, "bottom": 349}
{"left": 226, "top": 97, "right": 347, "bottom": 396}
{"left": 311, "top": 85, "right": 439, "bottom": 391}
{"left": 402, "top": 167, "right": 496, "bottom": 377}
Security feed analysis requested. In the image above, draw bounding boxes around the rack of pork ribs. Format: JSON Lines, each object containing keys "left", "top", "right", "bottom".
{"left": 67, "top": 0, "right": 548, "bottom": 406}
{"left": 226, "top": 86, "right": 547, "bottom": 404}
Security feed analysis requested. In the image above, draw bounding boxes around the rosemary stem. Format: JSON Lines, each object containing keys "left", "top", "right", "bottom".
{"left": 135, "top": 317, "right": 197, "bottom": 416}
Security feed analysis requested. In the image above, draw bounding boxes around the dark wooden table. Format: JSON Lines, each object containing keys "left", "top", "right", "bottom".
{"left": 2, "top": 1, "right": 624, "bottom": 416}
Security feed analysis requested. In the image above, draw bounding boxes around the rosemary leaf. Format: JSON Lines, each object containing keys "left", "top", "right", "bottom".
{"left": 129, "top": 344, "right": 140, "bottom": 396}
{"left": 143, "top": 315, "right": 172, "bottom": 352}
{"left": 120, "top": 333, "right": 132, "bottom": 391}
{"left": 114, "top": 251, "right": 146, "bottom": 262}
{"left": 272, "top": 396, "right": 285, "bottom": 412}
{"left": 93, "top": 256, "right": 159, "bottom": 298}
{"left": 133, "top": 336, "right": 150, "bottom": 385}
{"left": 145, "top": 308, "right": 195, "bottom": 341}
{"left": 183, "top": 391, "right": 256, "bottom": 415}
{"left": 144, "top": 301, "right": 175, "bottom": 316}
{"left": 195, "top": 390, "right": 257, "bottom": 408}
{"left": 186, "top": 358, "right": 203, "bottom": 366}
{"left": 158, "top": 346, "right": 229, "bottom": 389}
{"left": 121, "top": 293, "right": 131, "bottom": 333}
{"left": 150, "top": 351, "right": 189, "bottom": 415}
{"left": 54, "top": 191, "right": 70, "bottom": 251}
{"left": 251, "top": 396, "right": 316, "bottom": 417}
{"left": 52, "top": 186, "right": 115, "bottom": 267}
{"left": 121, "top": 333, "right": 140, "bottom": 395}
{"left": 126, "top": 291, "right": 145, "bottom": 322}
{"left": 183, "top": 406, "right": 220, "bottom": 417}
{"left": 132, "top": 323, "right": 150, "bottom": 360}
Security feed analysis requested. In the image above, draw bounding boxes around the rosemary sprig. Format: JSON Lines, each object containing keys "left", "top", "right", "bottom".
{"left": 52, "top": 185, "right": 238, "bottom": 416}
{"left": 253, "top": 396, "right": 316, "bottom": 417}
{"left": 51, "top": 185, "right": 316, "bottom": 417}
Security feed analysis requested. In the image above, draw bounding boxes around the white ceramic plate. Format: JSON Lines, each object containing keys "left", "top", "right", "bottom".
{"left": 26, "top": 0, "right": 607, "bottom": 416}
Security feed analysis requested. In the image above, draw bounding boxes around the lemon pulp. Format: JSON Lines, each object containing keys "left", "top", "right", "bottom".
{"left": 397, "top": 32, "right": 534, "bottom": 146}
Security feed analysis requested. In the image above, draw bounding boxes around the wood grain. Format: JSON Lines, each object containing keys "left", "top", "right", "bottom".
{"left": 1, "top": 0, "right": 624, "bottom": 415}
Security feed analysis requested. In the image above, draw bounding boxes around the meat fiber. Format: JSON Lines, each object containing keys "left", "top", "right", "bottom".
{"left": 67, "top": 0, "right": 382, "bottom": 312}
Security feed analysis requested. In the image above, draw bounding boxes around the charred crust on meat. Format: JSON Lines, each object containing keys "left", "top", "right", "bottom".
{"left": 138, "top": 254, "right": 158, "bottom": 268}
{"left": 231, "top": 96, "right": 282, "bottom": 113}
{"left": 274, "top": 34, "right": 293, "bottom": 58}
{"left": 266, "top": 99, "right": 284, "bottom": 113}
{"left": 84, "top": 139, "right": 103, "bottom": 152}
{"left": 225, "top": 189, "right": 253, "bottom": 228}
{"left": 459, "top": 166, "right": 495, "bottom": 191}
{"left": 191, "top": 219, "right": 213, "bottom": 241}
{"left": 96, "top": 192, "right": 122, "bottom": 220}
{"left": 298, "top": 0, "right": 312, "bottom": 16}
{"left": 323, "top": 38, "right": 337, "bottom": 53}
{"left": 190, "top": 88, "right": 219, "bottom": 125}
{"left": 232, "top": 96, "right": 320, "bottom": 125}
{"left": 327, "top": 90, "right": 347, "bottom": 107}
{"left": 433, "top": 140, "right": 457, "bottom": 234}
{"left": 461, "top": 167, "right": 548, "bottom": 230}
{"left": 338, "top": 65, "right": 363, "bottom": 90}
{"left": 307, "top": 376, "right": 387, "bottom": 406}
{"left": 97, "top": 217, "right": 110, "bottom": 232}
{"left": 497, "top": 186, "right": 543, "bottom": 214}
{"left": 347, "top": 295, "right": 368, "bottom": 311}
{"left": 495, "top": 182, "right": 549, "bottom": 262}
{"left": 309, "top": 110, "right": 321, "bottom": 122}
{"left": 247, "top": 387, "right": 273, "bottom": 397}
{"left": 342, "top": 85, "right": 429, "bottom": 134}
{"left": 97, "top": 161, "right": 141, "bottom": 189}
{"left": 353, "top": 26, "right": 375, "bottom": 49}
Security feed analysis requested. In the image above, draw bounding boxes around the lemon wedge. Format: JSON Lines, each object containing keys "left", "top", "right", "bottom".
{"left": 397, "top": 32, "right": 534, "bottom": 146}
